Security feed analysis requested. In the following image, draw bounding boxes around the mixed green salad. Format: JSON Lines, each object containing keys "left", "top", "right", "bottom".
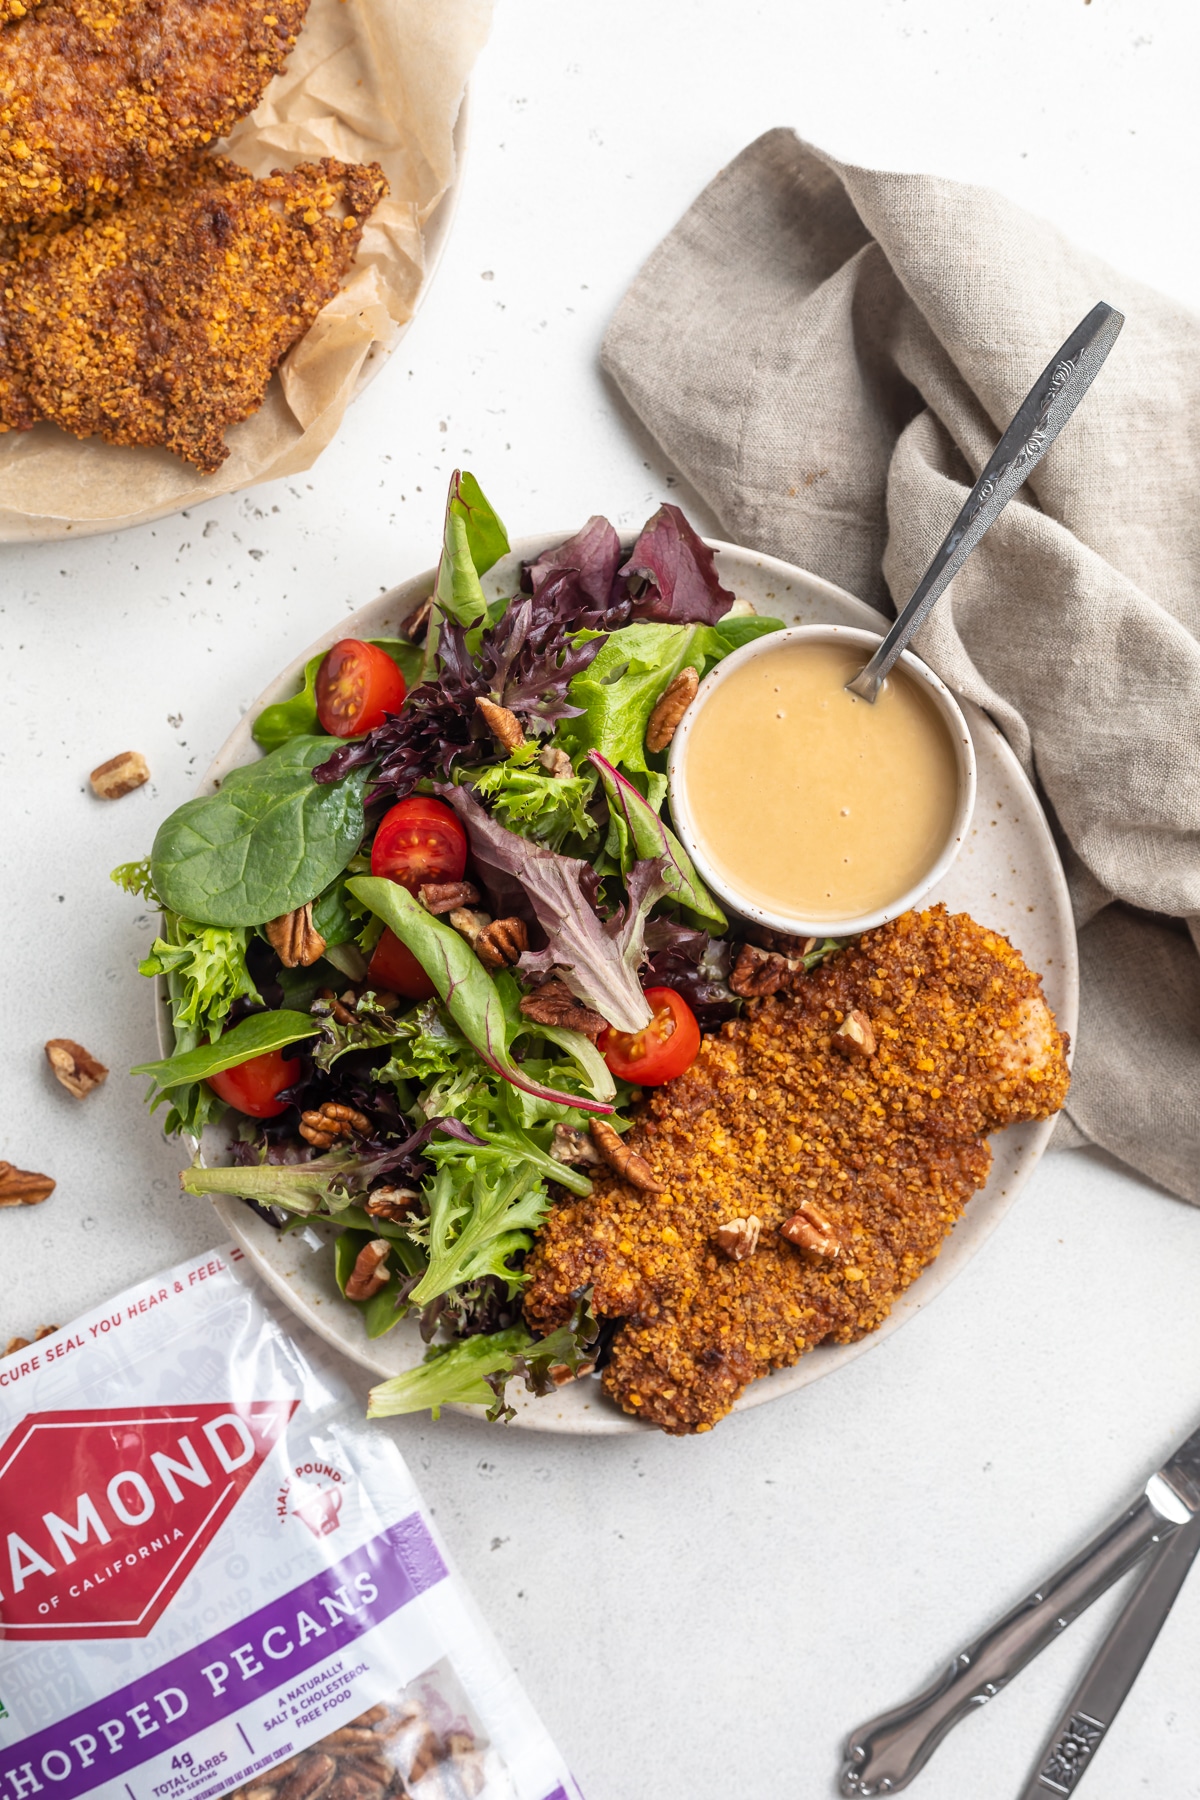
{"left": 116, "top": 472, "right": 806, "bottom": 1421}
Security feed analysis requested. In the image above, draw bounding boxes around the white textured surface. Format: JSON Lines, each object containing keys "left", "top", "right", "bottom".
{"left": 3, "top": 3, "right": 1199, "bottom": 1796}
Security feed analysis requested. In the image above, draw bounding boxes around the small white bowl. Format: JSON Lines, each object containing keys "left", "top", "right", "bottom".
{"left": 667, "top": 623, "right": 977, "bottom": 940}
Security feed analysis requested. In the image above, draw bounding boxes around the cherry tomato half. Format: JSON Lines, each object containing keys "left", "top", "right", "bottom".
{"left": 367, "top": 927, "right": 437, "bottom": 1001}
{"left": 207, "top": 1046, "right": 302, "bottom": 1118}
{"left": 370, "top": 795, "right": 468, "bottom": 893}
{"left": 598, "top": 987, "right": 701, "bottom": 1087}
{"left": 315, "top": 639, "right": 407, "bottom": 738}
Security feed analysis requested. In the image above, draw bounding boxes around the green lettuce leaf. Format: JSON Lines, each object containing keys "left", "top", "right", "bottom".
{"left": 589, "top": 751, "right": 726, "bottom": 930}
{"left": 367, "top": 1329, "right": 534, "bottom": 1420}
{"left": 432, "top": 470, "right": 510, "bottom": 631}
{"left": 407, "top": 1156, "right": 549, "bottom": 1306}
{"left": 133, "top": 1008, "right": 317, "bottom": 1090}
{"left": 138, "top": 918, "right": 261, "bottom": 1033}
{"left": 469, "top": 744, "right": 598, "bottom": 853}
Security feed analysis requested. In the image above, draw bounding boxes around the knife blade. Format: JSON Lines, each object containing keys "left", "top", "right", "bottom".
{"left": 840, "top": 1418, "right": 1200, "bottom": 1796}
{"left": 1017, "top": 1512, "right": 1200, "bottom": 1799}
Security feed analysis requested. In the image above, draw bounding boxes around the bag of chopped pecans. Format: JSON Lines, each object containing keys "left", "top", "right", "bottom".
{"left": 0, "top": 1248, "right": 579, "bottom": 1800}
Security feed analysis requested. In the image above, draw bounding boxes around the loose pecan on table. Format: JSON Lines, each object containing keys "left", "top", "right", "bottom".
{"left": 476, "top": 696, "right": 525, "bottom": 751}
{"left": 90, "top": 750, "right": 150, "bottom": 799}
{"left": 519, "top": 978, "right": 607, "bottom": 1040}
{"left": 833, "top": 1009, "right": 876, "bottom": 1058}
{"left": 344, "top": 1239, "right": 391, "bottom": 1302}
{"left": 266, "top": 902, "right": 327, "bottom": 968}
{"left": 780, "top": 1201, "right": 841, "bottom": 1264}
{"left": 418, "top": 880, "right": 481, "bottom": 914}
{"left": 0, "top": 1163, "right": 55, "bottom": 1207}
{"left": 474, "top": 916, "right": 529, "bottom": 971}
{"left": 44, "top": 1038, "right": 108, "bottom": 1098}
{"left": 299, "top": 1102, "right": 372, "bottom": 1149}
{"left": 589, "top": 1119, "right": 664, "bottom": 1193}
{"left": 645, "top": 666, "right": 699, "bottom": 753}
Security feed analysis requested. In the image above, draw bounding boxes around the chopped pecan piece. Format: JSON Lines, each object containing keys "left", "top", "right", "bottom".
{"left": 34, "top": 1324, "right": 58, "bottom": 1340}
{"left": 519, "top": 978, "right": 607, "bottom": 1040}
{"left": 475, "top": 916, "right": 529, "bottom": 971}
{"left": 780, "top": 1202, "right": 841, "bottom": 1264}
{"left": 90, "top": 749, "right": 150, "bottom": 799}
{"left": 418, "top": 880, "right": 482, "bottom": 914}
{"left": 748, "top": 924, "right": 817, "bottom": 955}
{"left": 344, "top": 1240, "right": 391, "bottom": 1302}
{"left": 715, "top": 1215, "right": 761, "bottom": 1261}
{"left": 277, "top": 1751, "right": 337, "bottom": 1800}
{"left": 4, "top": 1337, "right": 30, "bottom": 1355}
{"left": 729, "top": 942, "right": 793, "bottom": 997}
{"left": 590, "top": 1119, "right": 665, "bottom": 1192}
{"left": 0, "top": 1163, "right": 55, "bottom": 1206}
{"left": 645, "top": 665, "right": 699, "bottom": 753}
{"left": 833, "top": 1009, "right": 876, "bottom": 1058}
{"left": 447, "top": 907, "right": 492, "bottom": 945}
{"left": 402, "top": 597, "right": 433, "bottom": 642}
{"left": 299, "top": 1102, "right": 372, "bottom": 1149}
{"left": 266, "top": 903, "right": 327, "bottom": 969}
{"left": 364, "top": 1186, "right": 419, "bottom": 1222}
{"left": 476, "top": 696, "right": 525, "bottom": 751}
{"left": 539, "top": 744, "right": 574, "bottom": 779}
{"left": 549, "top": 1123, "right": 600, "bottom": 1167}
{"left": 44, "top": 1038, "right": 108, "bottom": 1098}
{"left": 547, "top": 1360, "right": 596, "bottom": 1386}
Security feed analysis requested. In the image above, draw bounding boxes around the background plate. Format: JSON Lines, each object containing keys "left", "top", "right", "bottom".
{"left": 178, "top": 536, "right": 1078, "bottom": 1433}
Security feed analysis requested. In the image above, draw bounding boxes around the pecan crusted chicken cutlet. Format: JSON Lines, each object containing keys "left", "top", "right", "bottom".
{"left": 0, "top": 0, "right": 309, "bottom": 223}
{"left": 524, "top": 906, "right": 1071, "bottom": 1435}
{"left": 0, "top": 153, "right": 387, "bottom": 470}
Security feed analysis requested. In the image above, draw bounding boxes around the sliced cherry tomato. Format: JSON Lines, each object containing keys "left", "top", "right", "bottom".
{"left": 598, "top": 986, "right": 701, "bottom": 1086}
{"left": 315, "top": 638, "right": 407, "bottom": 738}
{"left": 370, "top": 795, "right": 468, "bottom": 893}
{"left": 207, "top": 1046, "right": 302, "bottom": 1118}
{"left": 368, "top": 927, "right": 437, "bottom": 1001}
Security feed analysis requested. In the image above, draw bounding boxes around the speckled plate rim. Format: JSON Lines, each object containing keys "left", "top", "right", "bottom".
{"left": 166, "top": 534, "right": 1078, "bottom": 1435}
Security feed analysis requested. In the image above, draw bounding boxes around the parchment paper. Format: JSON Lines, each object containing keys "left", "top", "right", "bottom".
{"left": 0, "top": 0, "right": 492, "bottom": 541}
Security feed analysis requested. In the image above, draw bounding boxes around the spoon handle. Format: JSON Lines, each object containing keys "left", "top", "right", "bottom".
{"left": 845, "top": 301, "right": 1124, "bottom": 702}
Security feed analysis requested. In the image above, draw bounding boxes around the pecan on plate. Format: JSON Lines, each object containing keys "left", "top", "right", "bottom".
{"left": 476, "top": 696, "right": 525, "bottom": 752}
{"left": 0, "top": 1163, "right": 55, "bottom": 1206}
{"left": 539, "top": 744, "right": 574, "bottom": 779}
{"left": 447, "top": 907, "right": 492, "bottom": 946}
{"left": 90, "top": 750, "right": 150, "bottom": 799}
{"left": 780, "top": 1201, "right": 841, "bottom": 1264}
{"left": 344, "top": 1241, "right": 391, "bottom": 1302}
{"left": 590, "top": 1119, "right": 664, "bottom": 1193}
{"left": 299, "top": 1102, "right": 372, "bottom": 1149}
{"left": 475, "top": 916, "right": 529, "bottom": 971}
{"left": 418, "top": 880, "right": 481, "bottom": 914}
{"left": 265, "top": 903, "right": 327, "bottom": 969}
{"left": 715, "top": 1215, "right": 761, "bottom": 1261}
{"left": 364, "top": 1186, "right": 419, "bottom": 1222}
{"left": 645, "top": 666, "right": 699, "bottom": 753}
{"left": 833, "top": 1009, "right": 876, "bottom": 1058}
{"left": 729, "top": 942, "right": 794, "bottom": 998}
{"left": 549, "top": 1122, "right": 600, "bottom": 1167}
{"left": 519, "top": 978, "right": 607, "bottom": 1040}
{"left": 402, "top": 596, "right": 433, "bottom": 643}
{"left": 44, "top": 1038, "right": 108, "bottom": 1098}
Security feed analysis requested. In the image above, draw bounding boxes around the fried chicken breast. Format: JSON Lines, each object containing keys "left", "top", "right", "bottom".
{"left": 524, "top": 907, "right": 1070, "bottom": 1435}
{"left": 0, "top": 0, "right": 308, "bottom": 223}
{"left": 0, "top": 153, "right": 386, "bottom": 471}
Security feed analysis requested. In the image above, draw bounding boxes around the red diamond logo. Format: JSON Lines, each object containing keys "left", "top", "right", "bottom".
{"left": 0, "top": 1402, "right": 295, "bottom": 1640}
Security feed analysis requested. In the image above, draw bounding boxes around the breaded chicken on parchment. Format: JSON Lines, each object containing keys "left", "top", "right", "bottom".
{"left": 525, "top": 907, "right": 1070, "bottom": 1435}
{"left": 0, "top": 153, "right": 387, "bottom": 470}
{"left": 0, "top": 0, "right": 308, "bottom": 223}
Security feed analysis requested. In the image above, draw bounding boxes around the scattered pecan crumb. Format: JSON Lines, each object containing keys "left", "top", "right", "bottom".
{"left": 780, "top": 1202, "right": 841, "bottom": 1263}
{"left": 590, "top": 1119, "right": 664, "bottom": 1192}
{"left": 519, "top": 978, "right": 607, "bottom": 1040}
{"left": 715, "top": 1215, "right": 761, "bottom": 1261}
{"left": 547, "top": 1360, "right": 595, "bottom": 1386}
{"left": 403, "top": 597, "right": 433, "bottom": 642}
{"left": 539, "top": 744, "right": 574, "bottom": 779}
{"left": 550, "top": 1123, "right": 600, "bottom": 1167}
{"left": 0, "top": 1163, "right": 55, "bottom": 1207}
{"left": 44, "top": 1038, "right": 108, "bottom": 1098}
{"left": 299, "top": 1102, "right": 372, "bottom": 1149}
{"left": 344, "top": 1239, "right": 391, "bottom": 1301}
{"left": 833, "top": 1009, "right": 876, "bottom": 1058}
{"left": 645, "top": 666, "right": 699, "bottom": 753}
{"left": 90, "top": 750, "right": 150, "bottom": 799}
{"left": 265, "top": 903, "right": 326, "bottom": 968}
{"left": 475, "top": 916, "right": 529, "bottom": 971}
{"left": 418, "top": 880, "right": 481, "bottom": 914}
{"left": 476, "top": 696, "right": 525, "bottom": 751}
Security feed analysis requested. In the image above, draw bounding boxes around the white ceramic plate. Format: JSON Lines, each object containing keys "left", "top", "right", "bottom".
{"left": 178, "top": 536, "right": 1078, "bottom": 1434}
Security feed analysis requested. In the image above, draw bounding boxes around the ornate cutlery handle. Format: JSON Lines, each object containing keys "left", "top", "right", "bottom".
{"left": 839, "top": 1496, "right": 1176, "bottom": 1795}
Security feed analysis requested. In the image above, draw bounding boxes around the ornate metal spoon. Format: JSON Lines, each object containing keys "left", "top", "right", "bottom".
{"left": 845, "top": 301, "right": 1124, "bottom": 703}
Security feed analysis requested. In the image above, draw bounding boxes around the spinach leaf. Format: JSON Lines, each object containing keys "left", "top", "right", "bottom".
{"left": 346, "top": 876, "right": 614, "bottom": 1113}
{"left": 589, "top": 752, "right": 727, "bottom": 930}
{"left": 133, "top": 1009, "right": 317, "bottom": 1090}
{"left": 150, "top": 737, "right": 369, "bottom": 926}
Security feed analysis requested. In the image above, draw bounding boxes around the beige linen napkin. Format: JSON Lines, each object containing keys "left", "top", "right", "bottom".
{"left": 602, "top": 128, "right": 1200, "bottom": 1203}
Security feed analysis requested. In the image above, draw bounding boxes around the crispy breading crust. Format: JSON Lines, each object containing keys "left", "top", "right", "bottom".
{"left": 524, "top": 907, "right": 1071, "bottom": 1435}
{"left": 0, "top": 153, "right": 387, "bottom": 470}
{"left": 0, "top": 0, "right": 309, "bottom": 223}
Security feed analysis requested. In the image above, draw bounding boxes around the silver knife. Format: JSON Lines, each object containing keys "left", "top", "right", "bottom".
{"left": 840, "top": 1419, "right": 1200, "bottom": 1796}
{"left": 1017, "top": 1510, "right": 1200, "bottom": 1799}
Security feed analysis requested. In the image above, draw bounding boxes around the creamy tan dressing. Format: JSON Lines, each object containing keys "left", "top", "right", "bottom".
{"left": 681, "top": 640, "right": 960, "bottom": 921}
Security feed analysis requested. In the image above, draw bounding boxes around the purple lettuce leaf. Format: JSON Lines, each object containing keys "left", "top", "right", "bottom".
{"left": 642, "top": 921, "right": 738, "bottom": 1029}
{"left": 524, "top": 515, "right": 629, "bottom": 624}
{"left": 436, "top": 784, "right": 667, "bottom": 1033}
{"left": 620, "top": 503, "right": 735, "bottom": 625}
